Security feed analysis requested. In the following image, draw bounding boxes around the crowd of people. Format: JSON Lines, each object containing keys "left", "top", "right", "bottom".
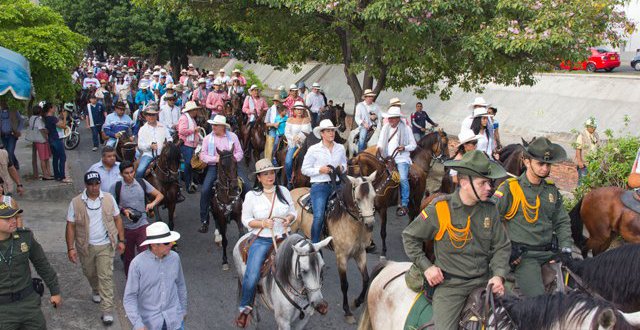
{"left": 1, "top": 54, "right": 634, "bottom": 330}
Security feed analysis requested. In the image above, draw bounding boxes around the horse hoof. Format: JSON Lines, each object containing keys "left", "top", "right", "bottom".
{"left": 345, "top": 315, "right": 356, "bottom": 324}
{"left": 222, "top": 264, "right": 229, "bottom": 271}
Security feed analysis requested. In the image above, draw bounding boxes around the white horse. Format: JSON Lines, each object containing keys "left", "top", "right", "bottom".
{"left": 233, "top": 233, "right": 332, "bottom": 330}
{"left": 358, "top": 261, "right": 640, "bottom": 330}
{"left": 347, "top": 126, "right": 381, "bottom": 158}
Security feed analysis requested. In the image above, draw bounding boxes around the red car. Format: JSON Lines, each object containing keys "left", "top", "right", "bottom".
{"left": 559, "top": 47, "right": 621, "bottom": 72}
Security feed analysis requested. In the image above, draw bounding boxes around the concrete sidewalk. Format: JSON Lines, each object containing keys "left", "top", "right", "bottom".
{"left": 14, "top": 137, "right": 127, "bottom": 330}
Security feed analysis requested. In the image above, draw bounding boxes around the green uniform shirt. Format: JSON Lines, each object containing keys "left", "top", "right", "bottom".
{"left": 493, "top": 173, "right": 574, "bottom": 250}
{"left": 402, "top": 191, "right": 511, "bottom": 280}
{"left": 0, "top": 228, "right": 60, "bottom": 296}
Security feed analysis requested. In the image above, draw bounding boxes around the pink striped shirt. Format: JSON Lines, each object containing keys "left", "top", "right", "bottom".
{"left": 205, "top": 91, "right": 229, "bottom": 113}
{"left": 242, "top": 96, "right": 269, "bottom": 116}
{"left": 177, "top": 114, "right": 200, "bottom": 148}
{"left": 199, "top": 131, "right": 243, "bottom": 165}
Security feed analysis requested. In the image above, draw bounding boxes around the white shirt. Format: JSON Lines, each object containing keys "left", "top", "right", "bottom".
{"left": 460, "top": 114, "right": 473, "bottom": 133}
{"left": 83, "top": 77, "right": 100, "bottom": 89}
{"left": 241, "top": 187, "right": 297, "bottom": 238}
{"left": 476, "top": 132, "right": 493, "bottom": 157}
{"left": 301, "top": 142, "right": 348, "bottom": 183}
{"left": 218, "top": 75, "right": 230, "bottom": 85}
{"left": 377, "top": 123, "right": 417, "bottom": 164}
{"left": 264, "top": 105, "right": 278, "bottom": 124}
{"left": 137, "top": 123, "right": 173, "bottom": 157}
{"left": 159, "top": 104, "right": 180, "bottom": 130}
{"left": 66, "top": 190, "right": 120, "bottom": 246}
{"left": 284, "top": 121, "right": 311, "bottom": 149}
{"left": 355, "top": 102, "right": 380, "bottom": 128}
{"left": 305, "top": 92, "right": 326, "bottom": 113}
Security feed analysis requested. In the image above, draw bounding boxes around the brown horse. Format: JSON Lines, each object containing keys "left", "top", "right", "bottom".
{"left": 291, "top": 170, "right": 377, "bottom": 324}
{"left": 144, "top": 141, "right": 181, "bottom": 230}
{"left": 319, "top": 104, "right": 348, "bottom": 134}
{"left": 210, "top": 147, "right": 245, "bottom": 270}
{"left": 285, "top": 132, "right": 317, "bottom": 189}
{"left": 242, "top": 111, "right": 267, "bottom": 166}
{"left": 570, "top": 187, "right": 640, "bottom": 257}
{"left": 349, "top": 147, "right": 426, "bottom": 259}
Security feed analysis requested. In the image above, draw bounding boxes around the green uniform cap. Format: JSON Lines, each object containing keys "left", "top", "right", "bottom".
{"left": 443, "top": 150, "right": 507, "bottom": 179}
{"left": 0, "top": 204, "right": 22, "bottom": 219}
{"left": 525, "top": 137, "right": 566, "bottom": 164}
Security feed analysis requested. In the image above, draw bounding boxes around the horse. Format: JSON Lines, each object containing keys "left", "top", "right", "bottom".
{"left": 232, "top": 234, "right": 332, "bottom": 330}
{"left": 349, "top": 147, "right": 426, "bottom": 258}
{"left": 286, "top": 132, "right": 318, "bottom": 189}
{"left": 319, "top": 104, "right": 347, "bottom": 133}
{"left": 209, "top": 147, "right": 245, "bottom": 270}
{"left": 114, "top": 132, "right": 137, "bottom": 162}
{"left": 223, "top": 101, "right": 241, "bottom": 133}
{"left": 564, "top": 243, "right": 640, "bottom": 313}
{"left": 244, "top": 111, "right": 267, "bottom": 166}
{"left": 144, "top": 141, "right": 181, "bottom": 230}
{"left": 357, "top": 260, "right": 640, "bottom": 330}
{"left": 570, "top": 187, "right": 640, "bottom": 257}
{"left": 290, "top": 170, "right": 377, "bottom": 324}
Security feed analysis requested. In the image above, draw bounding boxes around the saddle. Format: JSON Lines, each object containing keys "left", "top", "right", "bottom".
{"left": 238, "top": 235, "right": 283, "bottom": 280}
{"left": 354, "top": 126, "right": 376, "bottom": 144}
{"left": 621, "top": 190, "right": 640, "bottom": 214}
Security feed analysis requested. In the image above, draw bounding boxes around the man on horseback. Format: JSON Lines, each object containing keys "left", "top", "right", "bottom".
{"left": 102, "top": 101, "right": 133, "bottom": 148}
{"left": 177, "top": 101, "right": 202, "bottom": 194}
{"left": 493, "top": 137, "right": 574, "bottom": 297}
{"left": 305, "top": 82, "right": 326, "bottom": 127}
{"left": 205, "top": 79, "right": 230, "bottom": 117}
{"left": 135, "top": 105, "right": 172, "bottom": 179}
{"left": 198, "top": 115, "right": 245, "bottom": 233}
{"left": 301, "top": 119, "right": 347, "bottom": 243}
{"left": 354, "top": 89, "right": 380, "bottom": 153}
{"left": 403, "top": 150, "right": 511, "bottom": 329}
{"left": 283, "top": 84, "right": 304, "bottom": 114}
{"left": 242, "top": 85, "right": 268, "bottom": 125}
{"left": 377, "top": 107, "right": 416, "bottom": 217}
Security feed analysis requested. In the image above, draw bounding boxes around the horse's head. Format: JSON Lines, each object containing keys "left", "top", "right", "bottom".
{"left": 334, "top": 103, "right": 347, "bottom": 132}
{"left": 288, "top": 235, "right": 332, "bottom": 315}
{"left": 375, "top": 148, "right": 399, "bottom": 174}
{"left": 160, "top": 141, "right": 181, "bottom": 171}
{"left": 345, "top": 171, "right": 378, "bottom": 230}
{"left": 216, "top": 146, "right": 238, "bottom": 183}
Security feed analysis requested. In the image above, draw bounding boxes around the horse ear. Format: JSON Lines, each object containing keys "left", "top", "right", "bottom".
{"left": 347, "top": 175, "right": 358, "bottom": 186}
{"left": 521, "top": 137, "right": 528, "bottom": 146}
{"left": 216, "top": 147, "right": 222, "bottom": 155}
{"left": 622, "top": 311, "right": 640, "bottom": 327}
{"left": 367, "top": 170, "right": 377, "bottom": 183}
{"left": 597, "top": 308, "right": 617, "bottom": 329}
{"left": 292, "top": 244, "right": 305, "bottom": 255}
{"left": 313, "top": 237, "right": 333, "bottom": 251}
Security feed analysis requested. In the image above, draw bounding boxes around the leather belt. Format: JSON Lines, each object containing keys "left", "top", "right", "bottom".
{"left": 0, "top": 285, "right": 34, "bottom": 305}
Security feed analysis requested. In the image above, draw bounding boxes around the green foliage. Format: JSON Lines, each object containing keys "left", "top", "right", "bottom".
{"left": 139, "top": 0, "right": 634, "bottom": 104}
{"left": 0, "top": 0, "right": 88, "bottom": 103}
{"left": 234, "top": 64, "right": 266, "bottom": 92}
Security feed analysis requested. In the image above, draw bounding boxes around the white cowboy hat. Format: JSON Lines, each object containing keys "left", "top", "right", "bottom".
{"left": 383, "top": 106, "right": 404, "bottom": 118}
{"left": 197, "top": 78, "right": 206, "bottom": 84}
{"left": 458, "top": 129, "right": 481, "bottom": 145}
{"left": 248, "top": 84, "right": 259, "bottom": 91}
{"left": 160, "top": 69, "right": 167, "bottom": 73}
{"left": 362, "top": 89, "right": 376, "bottom": 97}
{"left": 208, "top": 71, "right": 215, "bottom": 76}
{"left": 207, "top": 115, "right": 230, "bottom": 129}
{"left": 219, "top": 68, "right": 226, "bottom": 72}
{"left": 139, "top": 81, "right": 150, "bottom": 89}
{"left": 468, "top": 97, "right": 490, "bottom": 110}
{"left": 311, "top": 82, "right": 321, "bottom": 89}
{"left": 289, "top": 84, "right": 298, "bottom": 91}
{"left": 144, "top": 70, "right": 152, "bottom": 75}
{"left": 212, "top": 78, "right": 222, "bottom": 86}
{"left": 180, "top": 69, "right": 187, "bottom": 73}
{"left": 293, "top": 101, "right": 306, "bottom": 109}
{"left": 182, "top": 101, "right": 201, "bottom": 113}
{"left": 473, "top": 107, "right": 490, "bottom": 118}
{"left": 389, "top": 97, "right": 405, "bottom": 106}
{"left": 165, "top": 83, "right": 175, "bottom": 90}
{"left": 254, "top": 158, "right": 282, "bottom": 174}
{"left": 128, "top": 68, "right": 135, "bottom": 73}
{"left": 154, "top": 65, "right": 161, "bottom": 70}
{"left": 140, "top": 222, "right": 181, "bottom": 246}
{"left": 313, "top": 119, "right": 338, "bottom": 138}
{"left": 232, "top": 69, "right": 241, "bottom": 74}
{"left": 188, "top": 63, "right": 194, "bottom": 67}
{"left": 152, "top": 71, "right": 160, "bottom": 76}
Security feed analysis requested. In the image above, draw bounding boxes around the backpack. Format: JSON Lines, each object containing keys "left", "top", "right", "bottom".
{"left": 115, "top": 178, "right": 149, "bottom": 206}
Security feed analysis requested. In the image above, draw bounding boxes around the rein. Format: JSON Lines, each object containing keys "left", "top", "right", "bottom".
{"left": 214, "top": 153, "right": 242, "bottom": 215}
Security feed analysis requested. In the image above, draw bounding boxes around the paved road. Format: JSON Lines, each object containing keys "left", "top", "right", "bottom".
{"left": 66, "top": 126, "right": 411, "bottom": 329}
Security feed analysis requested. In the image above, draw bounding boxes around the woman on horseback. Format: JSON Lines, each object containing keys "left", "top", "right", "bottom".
{"left": 235, "top": 159, "right": 296, "bottom": 328}
{"left": 284, "top": 103, "right": 311, "bottom": 188}
{"left": 469, "top": 107, "right": 497, "bottom": 159}
{"left": 450, "top": 130, "right": 480, "bottom": 185}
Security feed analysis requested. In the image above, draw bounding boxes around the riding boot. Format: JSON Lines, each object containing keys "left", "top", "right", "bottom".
{"left": 234, "top": 307, "right": 252, "bottom": 328}
{"left": 366, "top": 240, "right": 377, "bottom": 253}
{"left": 198, "top": 222, "right": 209, "bottom": 233}
{"left": 176, "top": 186, "right": 186, "bottom": 203}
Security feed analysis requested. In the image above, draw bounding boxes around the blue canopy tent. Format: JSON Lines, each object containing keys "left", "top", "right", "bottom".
{"left": 0, "top": 46, "right": 33, "bottom": 100}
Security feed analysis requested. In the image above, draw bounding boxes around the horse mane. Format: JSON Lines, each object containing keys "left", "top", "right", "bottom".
{"left": 417, "top": 131, "right": 441, "bottom": 149}
{"left": 274, "top": 234, "right": 319, "bottom": 287}
{"left": 567, "top": 244, "right": 640, "bottom": 312}
{"left": 496, "top": 292, "right": 635, "bottom": 330}
{"left": 325, "top": 171, "right": 357, "bottom": 222}
{"left": 160, "top": 141, "right": 181, "bottom": 166}
{"left": 217, "top": 148, "right": 238, "bottom": 179}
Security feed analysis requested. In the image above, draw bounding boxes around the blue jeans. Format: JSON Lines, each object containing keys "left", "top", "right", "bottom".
{"left": 200, "top": 164, "right": 249, "bottom": 223}
{"left": 105, "top": 138, "right": 117, "bottom": 148}
{"left": 136, "top": 155, "right": 154, "bottom": 178}
{"left": 398, "top": 162, "right": 410, "bottom": 207}
{"left": 357, "top": 126, "right": 368, "bottom": 153}
{"left": 180, "top": 145, "right": 195, "bottom": 188}
{"left": 577, "top": 166, "right": 588, "bottom": 186}
{"left": 1, "top": 135, "right": 18, "bottom": 169}
{"left": 272, "top": 135, "right": 282, "bottom": 161}
{"left": 90, "top": 125, "right": 103, "bottom": 148}
{"left": 310, "top": 112, "right": 319, "bottom": 128}
{"left": 239, "top": 236, "right": 272, "bottom": 309}
{"left": 161, "top": 320, "right": 184, "bottom": 330}
{"left": 49, "top": 139, "right": 66, "bottom": 180}
{"left": 285, "top": 146, "right": 298, "bottom": 184}
{"left": 310, "top": 182, "right": 333, "bottom": 243}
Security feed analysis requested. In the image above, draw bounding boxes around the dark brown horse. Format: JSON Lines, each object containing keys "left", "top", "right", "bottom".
{"left": 319, "top": 103, "right": 348, "bottom": 134}
{"left": 494, "top": 137, "right": 535, "bottom": 185}
{"left": 570, "top": 187, "right": 640, "bottom": 257}
{"left": 243, "top": 111, "right": 267, "bottom": 166}
{"left": 285, "top": 132, "right": 317, "bottom": 189}
{"left": 145, "top": 141, "right": 181, "bottom": 230}
{"left": 349, "top": 148, "right": 426, "bottom": 259}
{"left": 210, "top": 147, "right": 245, "bottom": 270}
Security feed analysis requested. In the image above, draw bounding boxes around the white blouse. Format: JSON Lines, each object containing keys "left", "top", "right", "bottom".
{"left": 284, "top": 121, "right": 311, "bottom": 149}
{"left": 241, "top": 186, "right": 297, "bottom": 238}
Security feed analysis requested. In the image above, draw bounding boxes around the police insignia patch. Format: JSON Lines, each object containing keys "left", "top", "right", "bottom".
{"left": 483, "top": 217, "right": 491, "bottom": 228}
{"left": 420, "top": 209, "right": 428, "bottom": 221}
{"left": 549, "top": 193, "right": 555, "bottom": 203}
{"left": 493, "top": 191, "right": 504, "bottom": 198}
{"left": 20, "top": 242, "right": 29, "bottom": 253}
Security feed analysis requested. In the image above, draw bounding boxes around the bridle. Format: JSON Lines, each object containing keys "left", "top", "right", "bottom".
{"left": 326, "top": 168, "right": 375, "bottom": 223}
{"left": 152, "top": 146, "right": 180, "bottom": 184}
{"left": 214, "top": 152, "right": 242, "bottom": 215}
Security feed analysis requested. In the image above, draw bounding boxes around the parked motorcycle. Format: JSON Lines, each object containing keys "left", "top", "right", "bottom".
{"left": 62, "top": 102, "right": 81, "bottom": 150}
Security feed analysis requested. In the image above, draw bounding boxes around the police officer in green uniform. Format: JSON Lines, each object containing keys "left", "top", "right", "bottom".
{"left": 403, "top": 150, "right": 511, "bottom": 329}
{"left": 0, "top": 204, "right": 61, "bottom": 330}
{"left": 493, "top": 137, "right": 574, "bottom": 297}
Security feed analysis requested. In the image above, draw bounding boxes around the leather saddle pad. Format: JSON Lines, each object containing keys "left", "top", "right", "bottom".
{"left": 238, "top": 235, "right": 279, "bottom": 278}
{"left": 297, "top": 193, "right": 313, "bottom": 212}
{"left": 621, "top": 190, "right": 640, "bottom": 214}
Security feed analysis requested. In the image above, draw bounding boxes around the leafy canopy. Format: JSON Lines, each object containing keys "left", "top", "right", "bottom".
{"left": 0, "top": 0, "right": 88, "bottom": 103}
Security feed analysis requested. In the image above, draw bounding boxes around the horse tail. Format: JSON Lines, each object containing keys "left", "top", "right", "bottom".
{"left": 570, "top": 198, "right": 586, "bottom": 249}
{"left": 357, "top": 260, "right": 388, "bottom": 330}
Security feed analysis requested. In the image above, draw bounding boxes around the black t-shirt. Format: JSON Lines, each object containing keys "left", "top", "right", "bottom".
{"left": 44, "top": 116, "right": 60, "bottom": 141}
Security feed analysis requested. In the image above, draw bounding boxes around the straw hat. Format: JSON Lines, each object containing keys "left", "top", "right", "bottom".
{"left": 292, "top": 101, "right": 306, "bottom": 109}
{"left": 140, "top": 222, "right": 180, "bottom": 246}
{"left": 382, "top": 107, "right": 404, "bottom": 118}
{"left": 207, "top": 115, "right": 230, "bottom": 129}
{"left": 311, "top": 82, "right": 321, "bottom": 89}
{"left": 182, "top": 101, "right": 201, "bottom": 113}
{"left": 232, "top": 69, "right": 241, "bottom": 74}
{"left": 362, "top": 89, "right": 376, "bottom": 98}
{"left": 389, "top": 97, "right": 405, "bottom": 106}
{"left": 197, "top": 78, "right": 206, "bottom": 84}
{"left": 254, "top": 158, "right": 282, "bottom": 174}
{"left": 313, "top": 119, "right": 338, "bottom": 138}
{"left": 273, "top": 94, "right": 282, "bottom": 102}
{"left": 139, "top": 81, "right": 150, "bottom": 89}
{"left": 289, "top": 84, "right": 298, "bottom": 91}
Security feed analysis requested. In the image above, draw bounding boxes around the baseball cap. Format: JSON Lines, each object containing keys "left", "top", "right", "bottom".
{"left": 84, "top": 171, "right": 101, "bottom": 184}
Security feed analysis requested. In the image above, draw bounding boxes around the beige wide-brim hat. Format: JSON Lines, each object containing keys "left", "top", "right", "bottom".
{"left": 362, "top": 89, "right": 376, "bottom": 98}
{"left": 182, "top": 101, "right": 202, "bottom": 113}
{"left": 293, "top": 101, "right": 306, "bottom": 109}
{"left": 140, "top": 222, "right": 181, "bottom": 246}
{"left": 254, "top": 158, "right": 282, "bottom": 174}
{"left": 313, "top": 119, "right": 338, "bottom": 138}
{"left": 232, "top": 69, "right": 241, "bottom": 74}
{"left": 207, "top": 115, "right": 231, "bottom": 129}
{"left": 311, "top": 82, "right": 321, "bottom": 89}
{"left": 289, "top": 84, "right": 298, "bottom": 91}
{"left": 468, "top": 97, "right": 490, "bottom": 111}
{"left": 273, "top": 94, "right": 282, "bottom": 102}
{"left": 389, "top": 97, "right": 405, "bottom": 106}
{"left": 382, "top": 106, "right": 404, "bottom": 118}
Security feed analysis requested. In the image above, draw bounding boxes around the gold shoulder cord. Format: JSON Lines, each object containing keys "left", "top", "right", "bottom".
{"left": 434, "top": 201, "right": 472, "bottom": 249}
{"left": 504, "top": 180, "right": 540, "bottom": 223}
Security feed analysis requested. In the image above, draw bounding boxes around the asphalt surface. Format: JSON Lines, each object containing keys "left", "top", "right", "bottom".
{"left": 66, "top": 125, "right": 411, "bottom": 330}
